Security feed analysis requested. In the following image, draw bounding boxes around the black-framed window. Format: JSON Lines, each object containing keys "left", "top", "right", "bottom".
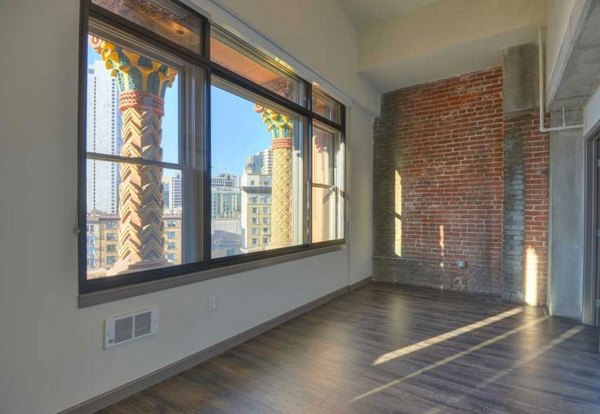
{"left": 78, "top": 0, "right": 346, "bottom": 295}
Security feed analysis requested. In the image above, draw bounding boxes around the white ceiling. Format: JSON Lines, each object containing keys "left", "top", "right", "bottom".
{"left": 337, "top": 0, "right": 442, "bottom": 26}
{"left": 346, "top": 0, "right": 546, "bottom": 92}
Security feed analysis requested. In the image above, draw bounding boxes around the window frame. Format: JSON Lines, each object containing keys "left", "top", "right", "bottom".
{"left": 77, "top": 0, "right": 346, "bottom": 298}
{"left": 310, "top": 121, "right": 346, "bottom": 243}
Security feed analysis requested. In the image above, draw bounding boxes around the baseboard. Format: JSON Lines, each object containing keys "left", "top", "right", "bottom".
{"left": 350, "top": 275, "right": 372, "bottom": 291}
{"left": 59, "top": 277, "right": 371, "bottom": 414}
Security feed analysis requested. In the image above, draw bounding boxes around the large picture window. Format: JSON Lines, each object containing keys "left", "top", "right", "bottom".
{"left": 79, "top": 0, "right": 345, "bottom": 296}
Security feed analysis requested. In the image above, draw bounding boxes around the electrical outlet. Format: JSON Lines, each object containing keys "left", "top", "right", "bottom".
{"left": 457, "top": 260, "right": 466, "bottom": 268}
{"left": 208, "top": 295, "right": 217, "bottom": 312}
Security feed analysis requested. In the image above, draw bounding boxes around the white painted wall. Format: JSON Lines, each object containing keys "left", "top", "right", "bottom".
{"left": 0, "top": 0, "right": 376, "bottom": 413}
{"left": 347, "top": 107, "right": 374, "bottom": 284}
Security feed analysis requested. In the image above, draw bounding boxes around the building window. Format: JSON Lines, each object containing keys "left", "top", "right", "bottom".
{"left": 210, "top": 26, "right": 303, "bottom": 104}
{"left": 311, "top": 123, "right": 344, "bottom": 242}
{"left": 79, "top": 0, "right": 345, "bottom": 295}
{"left": 313, "top": 88, "right": 341, "bottom": 124}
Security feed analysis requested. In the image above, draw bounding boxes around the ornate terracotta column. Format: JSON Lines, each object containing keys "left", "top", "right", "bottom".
{"left": 255, "top": 106, "right": 293, "bottom": 248}
{"left": 91, "top": 37, "right": 177, "bottom": 275}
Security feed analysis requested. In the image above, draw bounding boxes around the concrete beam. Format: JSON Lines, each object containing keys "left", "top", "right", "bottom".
{"left": 503, "top": 43, "right": 539, "bottom": 113}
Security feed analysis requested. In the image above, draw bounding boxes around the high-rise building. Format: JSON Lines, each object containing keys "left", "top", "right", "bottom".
{"left": 211, "top": 173, "right": 241, "bottom": 219}
{"left": 211, "top": 172, "right": 240, "bottom": 188}
{"left": 163, "top": 212, "right": 183, "bottom": 265}
{"left": 168, "top": 173, "right": 182, "bottom": 211}
{"left": 260, "top": 148, "right": 273, "bottom": 176}
{"left": 240, "top": 156, "right": 272, "bottom": 253}
{"left": 86, "top": 212, "right": 120, "bottom": 279}
{"left": 86, "top": 60, "right": 122, "bottom": 214}
{"left": 210, "top": 173, "right": 242, "bottom": 257}
{"left": 86, "top": 211, "right": 182, "bottom": 279}
{"left": 162, "top": 179, "right": 171, "bottom": 210}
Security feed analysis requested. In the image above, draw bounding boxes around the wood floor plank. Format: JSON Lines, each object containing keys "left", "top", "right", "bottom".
{"left": 97, "top": 282, "right": 600, "bottom": 414}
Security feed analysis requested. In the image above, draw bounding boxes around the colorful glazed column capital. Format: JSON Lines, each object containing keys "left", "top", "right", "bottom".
{"left": 90, "top": 36, "right": 176, "bottom": 111}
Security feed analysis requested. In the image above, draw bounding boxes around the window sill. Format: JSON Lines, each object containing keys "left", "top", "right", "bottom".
{"left": 79, "top": 243, "right": 346, "bottom": 308}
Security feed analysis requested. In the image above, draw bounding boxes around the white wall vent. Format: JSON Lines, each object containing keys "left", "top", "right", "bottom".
{"left": 104, "top": 309, "right": 158, "bottom": 349}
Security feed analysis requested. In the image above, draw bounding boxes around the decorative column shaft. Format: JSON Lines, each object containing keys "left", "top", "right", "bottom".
{"left": 256, "top": 106, "right": 293, "bottom": 248}
{"left": 91, "top": 37, "right": 177, "bottom": 274}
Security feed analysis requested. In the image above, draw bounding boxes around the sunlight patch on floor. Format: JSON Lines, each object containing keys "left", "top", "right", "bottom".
{"left": 424, "top": 325, "right": 585, "bottom": 414}
{"left": 353, "top": 314, "right": 549, "bottom": 402}
{"left": 372, "top": 307, "right": 523, "bottom": 365}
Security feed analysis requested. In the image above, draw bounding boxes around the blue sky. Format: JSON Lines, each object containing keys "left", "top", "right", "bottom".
{"left": 88, "top": 46, "right": 271, "bottom": 178}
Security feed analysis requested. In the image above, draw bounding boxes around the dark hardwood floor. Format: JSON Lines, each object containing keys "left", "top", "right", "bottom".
{"left": 98, "top": 282, "right": 600, "bottom": 414}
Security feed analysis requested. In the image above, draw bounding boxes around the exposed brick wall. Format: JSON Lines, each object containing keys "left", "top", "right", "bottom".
{"left": 520, "top": 112, "right": 549, "bottom": 304}
{"left": 373, "top": 67, "right": 549, "bottom": 302}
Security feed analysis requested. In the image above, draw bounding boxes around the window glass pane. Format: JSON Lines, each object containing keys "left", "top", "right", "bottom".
{"left": 210, "top": 30, "right": 303, "bottom": 105}
{"left": 92, "top": 0, "right": 202, "bottom": 53}
{"left": 312, "top": 187, "right": 337, "bottom": 243}
{"left": 312, "top": 88, "right": 341, "bottom": 124}
{"left": 312, "top": 128, "right": 335, "bottom": 186}
{"left": 86, "top": 159, "right": 184, "bottom": 279}
{"left": 311, "top": 124, "right": 343, "bottom": 242}
{"left": 211, "top": 80, "right": 305, "bottom": 258}
{"left": 86, "top": 33, "right": 180, "bottom": 164}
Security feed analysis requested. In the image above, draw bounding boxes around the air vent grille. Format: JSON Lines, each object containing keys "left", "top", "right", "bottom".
{"left": 104, "top": 309, "right": 158, "bottom": 349}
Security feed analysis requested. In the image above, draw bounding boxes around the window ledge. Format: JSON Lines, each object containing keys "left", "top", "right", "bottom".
{"left": 79, "top": 244, "right": 346, "bottom": 308}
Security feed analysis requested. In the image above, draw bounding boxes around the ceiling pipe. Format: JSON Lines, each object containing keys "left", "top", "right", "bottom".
{"left": 538, "top": 26, "right": 584, "bottom": 133}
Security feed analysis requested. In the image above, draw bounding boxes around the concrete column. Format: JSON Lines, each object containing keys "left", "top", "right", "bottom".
{"left": 501, "top": 43, "right": 541, "bottom": 303}
{"left": 549, "top": 120, "right": 584, "bottom": 318}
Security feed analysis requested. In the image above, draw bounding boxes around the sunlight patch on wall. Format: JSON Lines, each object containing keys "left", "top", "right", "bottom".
{"left": 394, "top": 171, "right": 402, "bottom": 256}
{"left": 525, "top": 246, "right": 538, "bottom": 305}
{"left": 439, "top": 224, "right": 445, "bottom": 268}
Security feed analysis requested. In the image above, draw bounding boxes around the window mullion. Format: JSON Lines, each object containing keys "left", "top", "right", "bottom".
{"left": 86, "top": 152, "right": 183, "bottom": 170}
